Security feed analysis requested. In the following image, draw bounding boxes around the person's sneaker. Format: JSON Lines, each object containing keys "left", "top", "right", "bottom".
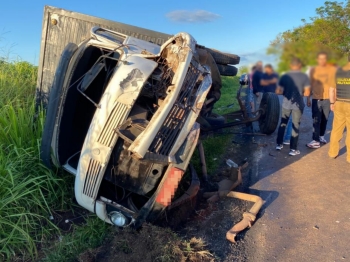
{"left": 276, "top": 144, "right": 283, "bottom": 150}
{"left": 289, "top": 149, "right": 301, "bottom": 156}
{"left": 320, "top": 136, "right": 327, "bottom": 144}
{"left": 283, "top": 140, "right": 290, "bottom": 145}
{"left": 306, "top": 140, "right": 321, "bottom": 149}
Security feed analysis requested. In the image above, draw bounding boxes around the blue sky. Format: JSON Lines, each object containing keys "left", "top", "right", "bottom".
{"left": 0, "top": 0, "right": 326, "bottom": 66}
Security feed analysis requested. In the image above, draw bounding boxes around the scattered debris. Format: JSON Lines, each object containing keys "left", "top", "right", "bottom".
{"left": 201, "top": 160, "right": 262, "bottom": 243}
{"left": 226, "top": 159, "right": 238, "bottom": 168}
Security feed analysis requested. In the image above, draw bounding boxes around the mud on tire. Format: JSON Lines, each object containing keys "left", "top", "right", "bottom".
{"left": 258, "top": 92, "right": 280, "bottom": 135}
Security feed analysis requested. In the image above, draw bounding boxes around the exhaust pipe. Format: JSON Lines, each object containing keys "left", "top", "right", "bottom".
{"left": 225, "top": 191, "right": 263, "bottom": 243}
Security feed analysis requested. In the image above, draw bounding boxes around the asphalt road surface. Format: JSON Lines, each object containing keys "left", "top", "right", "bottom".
{"left": 240, "top": 104, "right": 350, "bottom": 262}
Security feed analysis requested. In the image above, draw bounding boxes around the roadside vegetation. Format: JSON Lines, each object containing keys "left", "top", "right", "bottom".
{"left": 0, "top": 54, "right": 240, "bottom": 261}
{"left": 0, "top": 60, "right": 67, "bottom": 260}
{"left": 268, "top": 0, "right": 350, "bottom": 71}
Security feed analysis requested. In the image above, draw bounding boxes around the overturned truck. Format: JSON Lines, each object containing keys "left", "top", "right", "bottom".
{"left": 38, "top": 6, "right": 279, "bottom": 227}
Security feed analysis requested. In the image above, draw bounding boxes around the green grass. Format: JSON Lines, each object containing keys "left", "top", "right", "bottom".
{"left": 0, "top": 61, "right": 37, "bottom": 107}
{"left": 213, "top": 76, "right": 240, "bottom": 115}
{"left": 42, "top": 217, "right": 110, "bottom": 262}
{"left": 0, "top": 60, "right": 70, "bottom": 261}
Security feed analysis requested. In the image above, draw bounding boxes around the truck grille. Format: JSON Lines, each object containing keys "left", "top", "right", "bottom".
{"left": 98, "top": 102, "right": 129, "bottom": 147}
{"left": 149, "top": 61, "right": 201, "bottom": 156}
{"left": 83, "top": 158, "right": 102, "bottom": 198}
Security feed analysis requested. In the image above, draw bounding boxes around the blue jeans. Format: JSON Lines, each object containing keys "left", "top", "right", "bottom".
{"left": 284, "top": 116, "right": 292, "bottom": 142}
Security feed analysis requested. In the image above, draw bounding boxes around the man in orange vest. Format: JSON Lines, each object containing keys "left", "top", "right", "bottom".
{"left": 328, "top": 56, "right": 350, "bottom": 163}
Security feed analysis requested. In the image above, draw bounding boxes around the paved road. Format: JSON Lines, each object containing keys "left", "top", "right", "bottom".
{"left": 242, "top": 105, "right": 350, "bottom": 261}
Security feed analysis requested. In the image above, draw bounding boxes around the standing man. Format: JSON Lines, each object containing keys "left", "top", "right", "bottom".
{"left": 249, "top": 66, "right": 256, "bottom": 112}
{"left": 275, "top": 58, "right": 311, "bottom": 156}
{"left": 252, "top": 61, "right": 264, "bottom": 108}
{"left": 261, "top": 64, "right": 279, "bottom": 93}
{"left": 328, "top": 56, "right": 350, "bottom": 164}
{"left": 307, "top": 52, "right": 337, "bottom": 149}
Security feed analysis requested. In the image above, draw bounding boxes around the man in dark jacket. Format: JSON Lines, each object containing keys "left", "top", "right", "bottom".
{"left": 275, "top": 58, "right": 311, "bottom": 156}
{"left": 252, "top": 61, "right": 264, "bottom": 108}
{"left": 261, "top": 64, "right": 278, "bottom": 93}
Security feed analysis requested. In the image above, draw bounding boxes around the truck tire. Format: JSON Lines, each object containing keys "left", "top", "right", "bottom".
{"left": 207, "top": 48, "right": 240, "bottom": 65}
{"left": 217, "top": 64, "right": 238, "bottom": 76}
{"left": 41, "top": 43, "right": 78, "bottom": 168}
{"left": 258, "top": 92, "right": 280, "bottom": 135}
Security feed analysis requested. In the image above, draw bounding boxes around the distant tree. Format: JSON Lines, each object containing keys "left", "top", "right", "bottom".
{"left": 238, "top": 65, "right": 249, "bottom": 75}
{"left": 268, "top": 1, "right": 350, "bottom": 72}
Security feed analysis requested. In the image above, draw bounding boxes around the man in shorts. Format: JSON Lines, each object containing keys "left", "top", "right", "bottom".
{"left": 275, "top": 58, "right": 311, "bottom": 156}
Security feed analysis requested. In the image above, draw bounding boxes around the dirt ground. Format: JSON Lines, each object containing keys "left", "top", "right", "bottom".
{"left": 77, "top": 103, "right": 350, "bottom": 262}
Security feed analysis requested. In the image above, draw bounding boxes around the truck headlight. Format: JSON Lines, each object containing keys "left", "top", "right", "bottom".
{"left": 109, "top": 211, "right": 127, "bottom": 227}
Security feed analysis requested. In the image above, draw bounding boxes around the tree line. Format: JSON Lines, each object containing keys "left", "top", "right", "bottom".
{"left": 268, "top": 1, "right": 350, "bottom": 72}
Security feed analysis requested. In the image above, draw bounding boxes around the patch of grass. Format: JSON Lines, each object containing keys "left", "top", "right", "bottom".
{"left": 0, "top": 60, "right": 37, "bottom": 106}
{"left": 42, "top": 216, "right": 110, "bottom": 262}
{"left": 0, "top": 100, "right": 70, "bottom": 260}
{"left": 213, "top": 76, "right": 240, "bottom": 115}
{"left": 0, "top": 59, "right": 70, "bottom": 261}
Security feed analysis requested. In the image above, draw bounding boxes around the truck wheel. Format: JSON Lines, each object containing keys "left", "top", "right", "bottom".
{"left": 258, "top": 92, "right": 280, "bottom": 135}
{"left": 217, "top": 64, "right": 238, "bottom": 76}
{"left": 206, "top": 48, "right": 240, "bottom": 65}
{"left": 41, "top": 43, "right": 78, "bottom": 168}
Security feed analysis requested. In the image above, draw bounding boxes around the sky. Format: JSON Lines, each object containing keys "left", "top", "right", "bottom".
{"left": 0, "top": 0, "right": 326, "bottom": 67}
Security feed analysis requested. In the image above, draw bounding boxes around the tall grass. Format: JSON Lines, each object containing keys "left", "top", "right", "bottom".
{"left": 0, "top": 61, "right": 37, "bottom": 107}
{"left": 0, "top": 60, "right": 68, "bottom": 260}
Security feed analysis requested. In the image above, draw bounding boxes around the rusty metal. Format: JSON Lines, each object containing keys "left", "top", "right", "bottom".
{"left": 201, "top": 159, "right": 262, "bottom": 242}
{"left": 167, "top": 164, "right": 200, "bottom": 210}
{"left": 51, "top": 19, "right": 57, "bottom": 25}
{"left": 201, "top": 111, "right": 262, "bottom": 132}
{"left": 203, "top": 165, "right": 243, "bottom": 203}
{"left": 225, "top": 192, "right": 263, "bottom": 243}
{"left": 197, "top": 140, "right": 208, "bottom": 182}
{"left": 201, "top": 83, "right": 265, "bottom": 132}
